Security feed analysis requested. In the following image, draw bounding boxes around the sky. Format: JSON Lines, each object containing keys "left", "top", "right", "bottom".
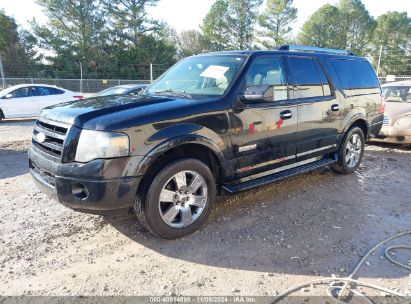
{"left": 1, "top": 0, "right": 411, "bottom": 35}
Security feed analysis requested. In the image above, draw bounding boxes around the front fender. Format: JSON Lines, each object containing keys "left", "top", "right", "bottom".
{"left": 131, "top": 123, "right": 228, "bottom": 177}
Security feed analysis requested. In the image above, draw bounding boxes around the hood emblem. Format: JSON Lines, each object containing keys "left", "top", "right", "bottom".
{"left": 36, "top": 132, "right": 46, "bottom": 143}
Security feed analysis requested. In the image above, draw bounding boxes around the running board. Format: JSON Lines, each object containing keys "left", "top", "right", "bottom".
{"left": 222, "top": 158, "right": 337, "bottom": 194}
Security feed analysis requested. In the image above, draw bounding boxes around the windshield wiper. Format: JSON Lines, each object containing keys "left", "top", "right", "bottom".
{"left": 153, "top": 89, "right": 193, "bottom": 99}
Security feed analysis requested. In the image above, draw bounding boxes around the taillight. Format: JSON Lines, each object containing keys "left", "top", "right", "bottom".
{"left": 380, "top": 96, "right": 386, "bottom": 114}
{"left": 73, "top": 95, "right": 84, "bottom": 100}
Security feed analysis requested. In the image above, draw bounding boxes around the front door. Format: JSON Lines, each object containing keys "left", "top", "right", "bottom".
{"left": 230, "top": 55, "right": 298, "bottom": 178}
{"left": 1, "top": 86, "right": 38, "bottom": 118}
{"left": 286, "top": 56, "right": 341, "bottom": 161}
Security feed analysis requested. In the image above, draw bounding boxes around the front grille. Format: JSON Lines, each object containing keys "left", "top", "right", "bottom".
{"left": 29, "top": 160, "right": 56, "bottom": 188}
{"left": 383, "top": 115, "right": 391, "bottom": 126}
{"left": 32, "top": 119, "right": 69, "bottom": 160}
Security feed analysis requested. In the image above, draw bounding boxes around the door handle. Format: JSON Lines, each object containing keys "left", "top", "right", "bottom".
{"left": 280, "top": 110, "right": 292, "bottom": 120}
{"left": 331, "top": 104, "right": 340, "bottom": 111}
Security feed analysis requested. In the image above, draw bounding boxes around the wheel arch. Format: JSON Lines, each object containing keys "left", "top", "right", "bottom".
{"left": 135, "top": 135, "right": 226, "bottom": 190}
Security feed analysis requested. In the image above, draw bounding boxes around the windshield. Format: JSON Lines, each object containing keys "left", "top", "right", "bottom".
{"left": 147, "top": 55, "right": 246, "bottom": 97}
{"left": 383, "top": 86, "right": 411, "bottom": 103}
{"left": 95, "top": 87, "right": 130, "bottom": 97}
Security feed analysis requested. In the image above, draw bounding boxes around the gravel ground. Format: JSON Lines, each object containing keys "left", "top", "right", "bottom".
{"left": 0, "top": 119, "right": 410, "bottom": 300}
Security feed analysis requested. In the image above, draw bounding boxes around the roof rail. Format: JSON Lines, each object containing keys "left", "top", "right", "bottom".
{"left": 278, "top": 45, "right": 355, "bottom": 56}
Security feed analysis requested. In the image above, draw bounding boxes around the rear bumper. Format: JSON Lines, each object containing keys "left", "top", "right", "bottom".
{"left": 28, "top": 146, "right": 143, "bottom": 214}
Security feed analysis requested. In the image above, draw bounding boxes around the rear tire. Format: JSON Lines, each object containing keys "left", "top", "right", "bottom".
{"left": 0, "top": 110, "right": 4, "bottom": 121}
{"left": 332, "top": 127, "right": 365, "bottom": 174}
{"left": 135, "top": 158, "right": 216, "bottom": 239}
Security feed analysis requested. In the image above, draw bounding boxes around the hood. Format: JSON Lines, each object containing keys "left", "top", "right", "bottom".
{"left": 385, "top": 102, "right": 411, "bottom": 120}
{"left": 40, "top": 94, "right": 214, "bottom": 131}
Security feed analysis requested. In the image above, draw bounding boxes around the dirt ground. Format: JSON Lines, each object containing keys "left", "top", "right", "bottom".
{"left": 0, "top": 119, "right": 410, "bottom": 300}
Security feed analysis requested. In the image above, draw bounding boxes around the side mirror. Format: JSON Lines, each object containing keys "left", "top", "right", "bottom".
{"left": 240, "top": 85, "right": 274, "bottom": 103}
{"left": 4, "top": 94, "right": 13, "bottom": 99}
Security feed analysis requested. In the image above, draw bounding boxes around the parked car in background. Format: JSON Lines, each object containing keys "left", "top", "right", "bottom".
{"left": 372, "top": 81, "right": 411, "bottom": 144}
{"left": 94, "top": 84, "right": 147, "bottom": 97}
{"left": 0, "top": 84, "right": 83, "bottom": 120}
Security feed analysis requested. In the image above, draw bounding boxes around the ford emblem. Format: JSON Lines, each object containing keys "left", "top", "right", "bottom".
{"left": 36, "top": 132, "right": 46, "bottom": 143}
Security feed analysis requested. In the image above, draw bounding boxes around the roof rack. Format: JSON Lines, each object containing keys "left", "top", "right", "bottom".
{"left": 278, "top": 45, "right": 355, "bottom": 56}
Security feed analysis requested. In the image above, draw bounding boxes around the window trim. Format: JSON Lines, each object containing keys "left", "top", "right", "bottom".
{"left": 240, "top": 54, "right": 292, "bottom": 105}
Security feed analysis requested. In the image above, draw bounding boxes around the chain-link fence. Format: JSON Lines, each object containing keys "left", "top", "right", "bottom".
{"left": 1, "top": 75, "right": 411, "bottom": 94}
{"left": 378, "top": 76, "right": 411, "bottom": 84}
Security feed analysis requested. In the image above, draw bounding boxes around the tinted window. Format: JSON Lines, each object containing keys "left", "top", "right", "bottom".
{"left": 34, "top": 87, "right": 65, "bottom": 96}
{"left": 288, "top": 57, "right": 324, "bottom": 98}
{"left": 9, "top": 87, "right": 35, "bottom": 98}
{"left": 245, "top": 56, "right": 288, "bottom": 102}
{"left": 329, "top": 59, "right": 379, "bottom": 90}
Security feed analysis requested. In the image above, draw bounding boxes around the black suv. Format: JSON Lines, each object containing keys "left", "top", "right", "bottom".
{"left": 29, "top": 45, "right": 384, "bottom": 239}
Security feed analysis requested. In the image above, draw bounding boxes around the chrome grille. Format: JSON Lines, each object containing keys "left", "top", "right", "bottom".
{"left": 32, "top": 119, "right": 69, "bottom": 160}
{"left": 383, "top": 115, "right": 391, "bottom": 126}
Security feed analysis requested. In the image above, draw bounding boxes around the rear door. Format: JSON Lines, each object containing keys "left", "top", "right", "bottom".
{"left": 230, "top": 55, "right": 298, "bottom": 178}
{"left": 33, "top": 86, "right": 68, "bottom": 113}
{"left": 286, "top": 56, "right": 341, "bottom": 161}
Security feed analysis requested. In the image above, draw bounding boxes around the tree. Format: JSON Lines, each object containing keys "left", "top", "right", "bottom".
{"left": 371, "top": 12, "right": 411, "bottom": 75}
{"left": 226, "top": 0, "right": 263, "bottom": 49}
{"left": 175, "top": 30, "right": 210, "bottom": 58}
{"left": 202, "top": 0, "right": 263, "bottom": 50}
{"left": 338, "top": 0, "right": 375, "bottom": 54}
{"left": 298, "top": 0, "right": 375, "bottom": 55}
{"left": 103, "top": 0, "right": 161, "bottom": 47}
{"left": 202, "top": 0, "right": 231, "bottom": 51}
{"left": 33, "top": 0, "right": 108, "bottom": 78}
{"left": 298, "top": 4, "right": 345, "bottom": 49}
{"left": 257, "top": 0, "right": 297, "bottom": 49}
{"left": 0, "top": 10, "right": 31, "bottom": 77}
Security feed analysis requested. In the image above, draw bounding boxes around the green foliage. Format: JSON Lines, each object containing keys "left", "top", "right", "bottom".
{"left": 258, "top": 0, "right": 297, "bottom": 49}
{"left": 103, "top": 0, "right": 161, "bottom": 47}
{"left": 0, "top": 10, "right": 31, "bottom": 77}
{"left": 202, "top": 0, "right": 231, "bottom": 51}
{"left": 371, "top": 12, "right": 411, "bottom": 75}
{"left": 298, "top": 0, "right": 374, "bottom": 55}
{"left": 202, "top": 0, "right": 262, "bottom": 51}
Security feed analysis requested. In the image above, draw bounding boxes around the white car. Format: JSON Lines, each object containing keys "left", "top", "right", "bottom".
{"left": 0, "top": 84, "right": 83, "bottom": 120}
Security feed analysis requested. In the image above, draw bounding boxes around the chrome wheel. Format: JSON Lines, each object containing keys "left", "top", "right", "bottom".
{"left": 158, "top": 170, "right": 208, "bottom": 228}
{"left": 345, "top": 133, "right": 362, "bottom": 168}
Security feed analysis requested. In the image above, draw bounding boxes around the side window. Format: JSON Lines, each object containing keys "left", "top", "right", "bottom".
{"left": 329, "top": 59, "right": 380, "bottom": 91}
{"left": 244, "top": 56, "right": 288, "bottom": 102}
{"left": 9, "top": 87, "right": 34, "bottom": 99}
{"left": 288, "top": 57, "right": 324, "bottom": 98}
{"left": 49, "top": 87, "right": 65, "bottom": 95}
{"left": 34, "top": 87, "right": 53, "bottom": 96}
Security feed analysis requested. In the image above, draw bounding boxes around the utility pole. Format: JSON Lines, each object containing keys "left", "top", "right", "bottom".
{"left": 75, "top": 60, "right": 83, "bottom": 93}
{"left": 79, "top": 62, "right": 83, "bottom": 93}
{"left": 150, "top": 62, "right": 153, "bottom": 84}
{"left": 377, "top": 45, "right": 383, "bottom": 76}
{"left": 0, "top": 52, "right": 6, "bottom": 90}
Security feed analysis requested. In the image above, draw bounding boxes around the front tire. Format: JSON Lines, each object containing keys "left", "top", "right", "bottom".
{"left": 135, "top": 158, "right": 216, "bottom": 239}
{"left": 332, "top": 127, "right": 365, "bottom": 174}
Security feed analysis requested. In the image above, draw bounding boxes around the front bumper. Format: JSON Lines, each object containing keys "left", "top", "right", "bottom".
{"left": 371, "top": 125, "right": 411, "bottom": 144}
{"left": 28, "top": 146, "right": 143, "bottom": 214}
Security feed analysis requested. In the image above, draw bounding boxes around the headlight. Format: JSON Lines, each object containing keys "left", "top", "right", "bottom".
{"left": 75, "top": 130, "right": 130, "bottom": 163}
{"left": 396, "top": 115, "right": 411, "bottom": 126}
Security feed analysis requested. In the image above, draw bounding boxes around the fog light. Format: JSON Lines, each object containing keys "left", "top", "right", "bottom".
{"left": 72, "top": 183, "right": 88, "bottom": 200}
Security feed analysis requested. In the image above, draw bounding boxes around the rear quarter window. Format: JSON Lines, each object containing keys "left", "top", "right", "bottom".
{"left": 329, "top": 59, "right": 380, "bottom": 95}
